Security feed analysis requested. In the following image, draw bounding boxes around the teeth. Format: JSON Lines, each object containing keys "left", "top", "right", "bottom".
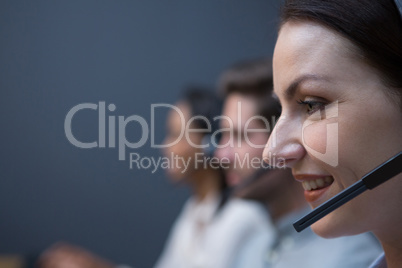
{"left": 309, "top": 180, "right": 317, "bottom": 189}
{"left": 302, "top": 176, "right": 334, "bottom": 191}
{"left": 302, "top": 181, "right": 311, "bottom": 191}
{"left": 316, "top": 178, "right": 324, "bottom": 187}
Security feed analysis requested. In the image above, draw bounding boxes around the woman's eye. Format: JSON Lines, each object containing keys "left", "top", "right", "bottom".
{"left": 297, "top": 99, "right": 326, "bottom": 115}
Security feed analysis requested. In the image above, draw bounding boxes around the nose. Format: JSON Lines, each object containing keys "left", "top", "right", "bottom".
{"left": 263, "top": 115, "right": 306, "bottom": 168}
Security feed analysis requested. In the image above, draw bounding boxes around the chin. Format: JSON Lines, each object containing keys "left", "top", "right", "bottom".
{"left": 310, "top": 207, "right": 363, "bottom": 239}
{"left": 311, "top": 220, "right": 341, "bottom": 239}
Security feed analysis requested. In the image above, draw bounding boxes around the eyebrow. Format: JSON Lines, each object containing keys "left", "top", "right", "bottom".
{"left": 283, "top": 74, "right": 329, "bottom": 100}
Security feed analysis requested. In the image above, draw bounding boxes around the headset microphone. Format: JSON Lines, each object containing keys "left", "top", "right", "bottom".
{"left": 293, "top": 151, "right": 402, "bottom": 232}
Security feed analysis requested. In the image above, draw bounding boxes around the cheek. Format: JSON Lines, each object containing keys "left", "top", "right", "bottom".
{"left": 302, "top": 121, "right": 327, "bottom": 154}
{"left": 168, "top": 140, "right": 193, "bottom": 159}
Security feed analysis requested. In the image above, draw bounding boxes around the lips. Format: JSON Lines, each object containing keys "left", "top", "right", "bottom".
{"left": 294, "top": 175, "right": 335, "bottom": 204}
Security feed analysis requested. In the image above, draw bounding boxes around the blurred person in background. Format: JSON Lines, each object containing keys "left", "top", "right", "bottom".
{"left": 153, "top": 88, "right": 227, "bottom": 267}
{"left": 38, "top": 88, "right": 226, "bottom": 268}
{"left": 215, "top": 58, "right": 382, "bottom": 268}
{"left": 38, "top": 88, "right": 275, "bottom": 268}
{"left": 154, "top": 88, "right": 275, "bottom": 268}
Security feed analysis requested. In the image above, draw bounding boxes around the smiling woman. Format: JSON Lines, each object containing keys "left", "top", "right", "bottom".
{"left": 263, "top": 0, "right": 402, "bottom": 267}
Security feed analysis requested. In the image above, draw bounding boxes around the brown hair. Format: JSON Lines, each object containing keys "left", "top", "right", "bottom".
{"left": 218, "top": 58, "right": 281, "bottom": 122}
{"left": 280, "top": 0, "right": 402, "bottom": 102}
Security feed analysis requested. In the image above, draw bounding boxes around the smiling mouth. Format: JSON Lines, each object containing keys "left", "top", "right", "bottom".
{"left": 301, "top": 176, "right": 334, "bottom": 191}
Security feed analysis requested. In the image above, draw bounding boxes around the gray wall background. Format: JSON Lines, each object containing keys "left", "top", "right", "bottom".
{"left": 0, "top": 1, "right": 280, "bottom": 267}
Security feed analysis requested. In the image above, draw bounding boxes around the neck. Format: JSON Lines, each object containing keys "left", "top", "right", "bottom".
{"left": 371, "top": 175, "right": 402, "bottom": 268}
{"left": 381, "top": 241, "right": 402, "bottom": 268}
{"left": 376, "top": 230, "right": 402, "bottom": 268}
{"left": 189, "top": 168, "right": 221, "bottom": 202}
{"left": 374, "top": 214, "right": 402, "bottom": 268}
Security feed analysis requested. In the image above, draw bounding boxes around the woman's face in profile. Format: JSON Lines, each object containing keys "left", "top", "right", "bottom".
{"left": 163, "top": 101, "right": 203, "bottom": 182}
{"left": 263, "top": 21, "right": 402, "bottom": 237}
